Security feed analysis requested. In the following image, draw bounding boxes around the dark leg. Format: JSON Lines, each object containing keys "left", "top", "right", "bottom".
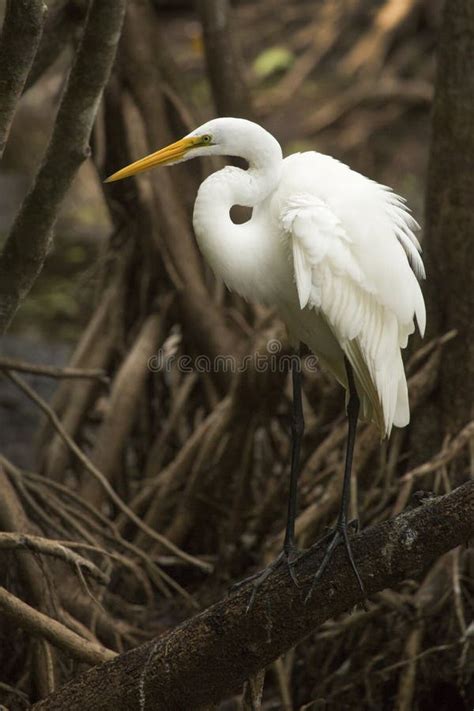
{"left": 305, "top": 357, "right": 366, "bottom": 603}
{"left": 283, "top": 349, "right": 304, "bottom": 563}
{"left": 233, "top": 347, "right": 305, "bottom": 609}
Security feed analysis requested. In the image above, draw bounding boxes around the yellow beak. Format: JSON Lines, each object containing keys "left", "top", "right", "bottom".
{"left": 104, "top": 136, "right": 201, "bottom": 183}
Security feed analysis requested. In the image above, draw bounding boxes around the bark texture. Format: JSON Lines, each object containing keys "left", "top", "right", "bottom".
{"left": 0, "top": 0, "right": 46, "bottom": 157}
{"left": 197, "top": 0, "right": 253, "bottom": 118}
{"left": 0, "top": 0, "right": 126, "bottom": 333}
{"left": 33, "top": 481, "right": 474, "bottom": 710}
{"left": 422, "top": 0, "right": 474, "bottom": 440}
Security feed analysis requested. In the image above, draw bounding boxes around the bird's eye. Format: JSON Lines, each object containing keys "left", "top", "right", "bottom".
{"left": 202, "top": 134, "right": 212, "bottom": 144}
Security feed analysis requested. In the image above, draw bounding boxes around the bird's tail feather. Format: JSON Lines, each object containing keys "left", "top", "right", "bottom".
{"left": 343, "top": 337, "right": 409, "bottom": 438}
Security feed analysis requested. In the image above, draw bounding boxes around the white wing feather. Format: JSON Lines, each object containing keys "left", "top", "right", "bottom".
{"left": 280, "top": 178, "right": 425, "bottom": 436}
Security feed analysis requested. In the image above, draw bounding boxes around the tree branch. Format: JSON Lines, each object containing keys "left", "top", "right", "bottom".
{"left": 197, "top": 0, "right": 254, "bottom": 118}
{"left": 0, "top": 464, "right": 59, "bottom": 695}
{"left": 421, "top": 0, "right": 474, "bottom": 441}
{"left": 79, "top": 314, "right": 162, "bottom": 505}
{"left": 0, "top": 532, "right": 109, "bottom": 585}
{"left": 33, "top": 480, "right": 474, "bottom": 710}
{"left": 0, "top": 355, "right": 108, "bottom": 383}
{"left": 5, "top": 369, "right": 212, "bottom": 575}
{"left": 0, "top": 0, "right": 46, "bottom": 157}
{"left": 0, "top": 0, "right": 126, "bottom": 334}
{"left": 0, "top": 586, "right": 116, "bottom": 666}
{"left": 23, "top": 0, "right": 89, "bottom": 94}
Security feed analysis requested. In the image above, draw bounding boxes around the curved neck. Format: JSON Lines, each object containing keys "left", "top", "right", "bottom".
{"left": 192, "top": 134, "right": 283, "bottom": 295}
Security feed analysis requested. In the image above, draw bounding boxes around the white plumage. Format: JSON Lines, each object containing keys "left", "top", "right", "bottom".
{"left": 278, "top": 162, "right": 426, "bottom": 435}
{"left": 107, "top": 117, "right": 426, "bottom": 437}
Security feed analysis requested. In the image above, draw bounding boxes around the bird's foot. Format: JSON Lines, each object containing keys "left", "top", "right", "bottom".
{"left": 305, "top": 519, "right": 367, "bottom": 606}
{"left": 233, "top": 544, "right": 304, "bottom": 613}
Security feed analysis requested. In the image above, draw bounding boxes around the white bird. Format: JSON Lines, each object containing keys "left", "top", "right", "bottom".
{"left": 106, "top": 117, "right": 426, "bottom": 600}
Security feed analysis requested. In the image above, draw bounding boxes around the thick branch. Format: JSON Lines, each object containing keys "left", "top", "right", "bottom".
{"left": 0, "top": 0, "right": 126, "bottom": 334}
{"left": 422, "top": 0, "right": 474, "bottom": 438}
{"left": 24, "top": 0, "right": 89, "bottom": 94}
{"left": 79, "top": 314, "right": 162, "bottom": 505}
{"left": 33, "top": 480, "right": 474, "bottom": 710}
{"left": 0, "top": 0, "right": 46, "bottom": 157}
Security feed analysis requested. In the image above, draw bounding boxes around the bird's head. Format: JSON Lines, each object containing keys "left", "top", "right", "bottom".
{"left": 105, "top": 118, "right": 275, "bottom": 183}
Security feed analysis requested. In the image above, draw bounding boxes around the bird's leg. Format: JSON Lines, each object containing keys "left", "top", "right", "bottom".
{"left": 305, "top": 357, "right": 366, "bottom": 604}
{"left": 282, "top": 346, "right": 305, "bottom": 582}
{"left": 233, "top": 348, "right": 305, "bottom": 609}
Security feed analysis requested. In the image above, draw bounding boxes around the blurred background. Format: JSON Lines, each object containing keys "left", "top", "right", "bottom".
{"left": 1, "top": 1, "right": 472, "bottom": 709}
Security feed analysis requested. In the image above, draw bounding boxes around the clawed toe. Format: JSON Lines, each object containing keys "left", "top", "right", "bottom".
{"left": 284, "top": 544, "right": 306, "bottom": 588}
{"left": 233, "top": 546, "right": 305, "bottom": 612}
{"left": 305, "top": 522, "right": 366, "bottom": 605}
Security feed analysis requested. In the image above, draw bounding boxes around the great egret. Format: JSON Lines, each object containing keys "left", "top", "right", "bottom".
{"left": 106, "top": 117, "right": 426, "bottom": 601}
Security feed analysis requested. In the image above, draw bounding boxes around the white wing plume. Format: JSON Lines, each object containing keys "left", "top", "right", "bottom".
{"left": 281, "top": 180, "right": 425, "bottom": 437}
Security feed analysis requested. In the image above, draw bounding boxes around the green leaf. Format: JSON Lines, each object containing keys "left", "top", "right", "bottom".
{"left": 253, "top": 47, "right": 294, "bottom": 79}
